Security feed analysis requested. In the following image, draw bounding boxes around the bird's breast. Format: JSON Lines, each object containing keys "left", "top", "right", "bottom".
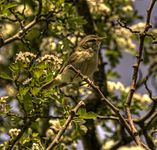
{"left": 73, "top": 50, "right": 98, "bottom": 77}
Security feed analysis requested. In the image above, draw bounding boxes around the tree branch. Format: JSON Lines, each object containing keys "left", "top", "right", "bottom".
{"left": 6, "top": 119, "right": 32, "bottom": 150}
{"left": 0, "top": 0, "right": 43, "bottom": 48}
{"left": 46, "top": 100, "right": 85, "bottom": 150}
{"left": 68, "top": 67, "right": 129, "bottom": 137}
{"left": 136, "top": 76, "right": 157, "bottom": 124}
{"left": 124, "top": 0, "right": 156, "bottom": 146}
{"left": 69, "top": 65, "right": 150, "bottom": 149}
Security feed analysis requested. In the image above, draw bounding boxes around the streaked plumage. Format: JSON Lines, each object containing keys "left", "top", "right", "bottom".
{"left": 43, "top": 35, "right": 104, "bottom": 88}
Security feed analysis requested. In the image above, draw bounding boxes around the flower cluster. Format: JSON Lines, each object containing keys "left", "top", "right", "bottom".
{"left": 122, "top": 5, "right": 133, "bottom": 12}
{"left": 32, "top": 143, "right": 40, "bottom": 150}
{"left": 16, "top": 4, "right": 33, "bottom": 16}
{"left": 107, "top": 81, "right": 151, "bottom": 103}
{"left": 40, "top": 37, "right": 56, "bottom": 53}
{"left": 36, "top": 54, "right": 63, "bottom": 70}
{"left": 15, "top": 51, "right": 36, "bottom": 63}
{"left": 118, "top": 146, "right": 145, "bottom": 150}
{"left": 0, "top": 96, "right": 8, "bottom": 113}
{"left": 46, "top": 128, "right": 54, "bottom": 138}
{"left": 46, "top": 119, "right": 61, "bottom": 138}
{"left": 114, "top": 27, "right": 136, "bottom": 53}
{"left": 130, "top": 22, "right": 145, "bottom": 32}
{"left": 9, "top": 128, "right": 21, "bottom": 138}
{"left": 87, "top": 0, "right": 111, "bottom": 14}
{"left": 49, "top": 119, "right": 61, "bottom": 132}
{"left": 103, "top": 140, "right": 144, "bottom": 150}
{"left": 2, "top": 24, "right": 15, "bottom": 38}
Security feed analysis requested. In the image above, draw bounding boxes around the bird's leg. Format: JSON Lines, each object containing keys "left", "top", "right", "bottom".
{"left": 71, "top": 70, "right": 81, "bottom": 82}
{"left": 67, "top": 64, "right": 81, "bottom": 82}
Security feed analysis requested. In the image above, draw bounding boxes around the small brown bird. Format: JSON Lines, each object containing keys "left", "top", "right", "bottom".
{"left": 43, "top": 35, "right": 104, "bottom": 88}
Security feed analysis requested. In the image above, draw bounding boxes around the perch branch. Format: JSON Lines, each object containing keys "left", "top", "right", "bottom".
{"left": 69, "top": 65, "right": 150, "bottom": 149}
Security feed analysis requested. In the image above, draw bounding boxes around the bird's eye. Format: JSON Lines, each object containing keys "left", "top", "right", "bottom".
{"left": 82, "top": 43, "right": 89, "bottom": 49}
{"left": 87, "top": 42, "right": 94, "bottom": 47}
{"left": 82, "top": 41, "right": 94, "bottom": 49}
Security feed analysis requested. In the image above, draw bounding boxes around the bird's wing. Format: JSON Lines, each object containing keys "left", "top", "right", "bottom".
{"left": 58, "top": 60, "right": 68, "bottom": 74}
{"left": 58, "top": 50, "right": 74, "bottom": 74}
{"left": 68, "top": 51, "right": 78, "bottom": 64}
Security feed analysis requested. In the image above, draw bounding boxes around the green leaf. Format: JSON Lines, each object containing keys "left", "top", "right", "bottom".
{"left": 0, "top": 0, "right": 5, "bottom": 5}
{"left": 73, "top": 118, "right": 86, "bottom": 124}
{"left": 32, "top": 133, "right": 39, "bottom": 138}
{"left": 78, "top": 108, "right": 98, "bottom": 119}
{"left": 81, "top": 112, "right": 98, "bottom": 119}
{"left": 0, "top": 72, "right": 12, "bottom": 80}
{"left": 22, "top": 94, "right": 33, "bottom": 112}
{"left": 16, "top": 13, "right": 25, "bottom": 20}
{"left": 56, "top": 0, "right": 64, "bottom": 6}
{"left": 22, "top": 136, "right": 31, "bottom": 145}
{"left": 107, "top": 70, "right": 120, "bottom": 78}
{"left": 31, "top": 87, "right": 41, "bottom": 96}
{"left": 33, "top": 69, "right": 43, "bottom": 79}
{"left": 79, "top": 125, "right": 88, "bottom": 134}
{"left": 19, "top": 86, "right": 29, "bottom": 96}
{"left": 73, "top": 120, "right": 87, "bottom": 135}
{"left": 44, "top": 73, "right": 55, "bottom": 84}
{"left": 78, "top": 108, "right": 86, "bottom": 115}
{"left": 2, "top": 2, "right": 17, "bottom": 14}
{"left": 35, "top": 62, "right": 47, "bottom": 69}
{"left": 9, "top": 63, "right": 20, "bottom": 73}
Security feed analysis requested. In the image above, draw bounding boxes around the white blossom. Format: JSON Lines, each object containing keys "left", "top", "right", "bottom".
{"left": 130, "top": 22, "right": 146, "bottom": 32}
{"left": 122, "top": 5, "right": 133, "bottom": 12}
{"left": 9, "top": 128, "right": 21, "bottom": 137}
{"left": 15, "top": 51, "right": 36, "bottom": 63}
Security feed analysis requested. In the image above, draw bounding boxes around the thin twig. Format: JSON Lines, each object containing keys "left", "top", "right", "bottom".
{"left": 118, "top": 20, "right": 156, "bottom": 40}
{"left": 117, "top": 20, "right": 139, "bottom": 34}
{"left": 0, "top": 0, "right": 43, "bottom": 48}
{"left": 136, "top": 76, "right": 157, "bottom": 123}
{"left": 46, "top": 100, "right": 85, "bottom": 150}
{"left": 97, "top": 115, "right": 118, "bottom": 121}
{"left": 124, "top": 0, "right": 156, "bottom": 146}
{"left": 146, "top": 111, "right": 157, "bottom": 129}
{"left": 6, "top": 119, "right": 32, "bottom": 150}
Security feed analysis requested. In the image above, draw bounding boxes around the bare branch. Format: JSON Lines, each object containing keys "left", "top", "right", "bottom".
{"left": 136, "top": 76, "right": 157, "bottom": 124}
{"left": 0, "top": 0, "right": 43, "bottom": 48}
{"left": 6, "top": 119, "right": 32, "bottom": 150}
{"left": 117, "top": 20, "right": 139, "bottom": 34}
{"left": 124, "top": 0, "right": 156, "bottom": 146}
{"left": 117, "top": 20, "right": 156, "bottom": 41}
{"left": 46, "top": 100, "right": 85, "bottom": 150}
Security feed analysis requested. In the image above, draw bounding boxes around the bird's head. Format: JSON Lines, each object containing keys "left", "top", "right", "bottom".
{"left": 77, "top": 35, "right": 105, "bottom": 52}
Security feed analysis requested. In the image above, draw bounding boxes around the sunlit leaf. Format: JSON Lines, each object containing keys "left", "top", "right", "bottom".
{"left": 0, "top": 72, "right": 12, "bottom": 80}
{"left": 33, "top": 69, "right": 43, "bottom": 79}
{"left": 78, "top": 108, "right": 98, "bottom": 119}
{"left": 31, "top": 87, "right": 41, "bottom": 96}
{"left": 56, "top": 0, "right": 64, "bottom": 7}
{"left": 2, "top": 2, "right": 17, "bottom": 14}
{"left": 79, "top": 125, "right": 88, "bottom": 134}
{"left": 19, "top": 86, "right": 29, "bottom": 96}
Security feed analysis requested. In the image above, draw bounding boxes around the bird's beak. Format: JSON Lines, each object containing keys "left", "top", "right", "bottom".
{"left": 96, "top": 37, "right": 105, "bottom": 47}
